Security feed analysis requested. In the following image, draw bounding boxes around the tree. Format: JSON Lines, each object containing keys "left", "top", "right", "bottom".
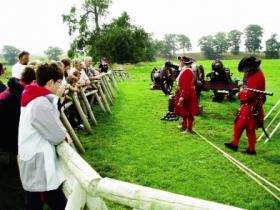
{"left": 213, "top": 32, "right": 229, "bottom": 56}
{"left": 89, "top": 12, "right": 156, "bottom": 63}
{"left": 265, "top": 34, "right": 280, "bottom": 59}
{"left": 160, "top": 34, "right": 178, "bottom": 59}
{"left": 244, "top": 24, "right": 263, "bottom": 53}
{"left": 1, "top": 45, "right": 20, "bottom": 65}
{"left": 63, "top": 0, "right": 112, "bottom": 58}
{"left": 152, "top": 39, "right": 165, "bottom": 57}
{"left": 63, "top": 0, "right": 112, "bottom": 34}
{"left": 198, "top": 35, "right": 217, "bottom": 59}
{"left": 44, "top": 46, "right": 63, "bottom": 60}
{"left": 63, "top": 2, "right": 156, "bottom": 63}
{"left": 199, "top": 32, "right": 230, "bottom": 59}
{"left": 177, "top": 34, "right": 192, "bottom": 54}
{"left": 228, "top": 30, "right": 242, "bottom": 54}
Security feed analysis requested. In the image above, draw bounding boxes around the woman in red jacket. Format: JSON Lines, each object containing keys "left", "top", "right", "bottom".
{"left": 175, "top": 56, "right": 199, "bottom": 133}
{"left": 225, "top": 56, "right": 265, "bottom": 155}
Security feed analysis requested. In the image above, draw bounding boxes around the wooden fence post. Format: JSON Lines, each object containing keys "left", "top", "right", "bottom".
{"left": 102, "top": 75, "right": 114, "bottom": 99}
{"left": 60, "top": 110, "right": 85, "bottom": 154}
{"left": 108, "top": 71, "right": 120, "bottom": 93}
{"left": 93, "top": 80, "right": 112, "bottom": 114}
{"left": 79, "top": 88, "right": 98, "bottom": 126}
{"left": 85, "top": 88, "right": 106, "bottom": 113}
{"left": 71, "top": 92, "right": 93, "bottom": 134}
{"left": 100, "top": 76, "right": 113, "bottom": 105}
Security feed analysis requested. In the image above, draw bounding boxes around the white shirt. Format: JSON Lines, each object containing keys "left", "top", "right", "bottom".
{"left": 79, "top": 69, "right": 89, "bottom": 81}
{"left": 69, "top": 68, "right": 89, "bottom": 82}
{"left": 12, "top": 62, "right": 26, "bottom": 79}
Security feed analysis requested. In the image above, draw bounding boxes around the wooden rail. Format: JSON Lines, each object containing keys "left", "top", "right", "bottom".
{"left": 58, "top": 143, "right": 243, "bottom": 210}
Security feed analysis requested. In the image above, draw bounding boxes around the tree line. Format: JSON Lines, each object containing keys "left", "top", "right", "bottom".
{"left": 157, "top": 25, "right": 280, "bottom": 60}
{"left": 0, "top": 46, "right": 63, "bottom": 65}
{"left": 198, "top": 25, "right": 280, "bottom": 59}
{"left": 1, "top": 0, "right": 280, "bottom": 64}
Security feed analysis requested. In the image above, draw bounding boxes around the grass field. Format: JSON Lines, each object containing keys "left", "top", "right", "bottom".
{"left": 77, "top": 59, "right": 280, "bottom": 209}
{"left": 1, "top": 60, "right": 279, "bottom": 209}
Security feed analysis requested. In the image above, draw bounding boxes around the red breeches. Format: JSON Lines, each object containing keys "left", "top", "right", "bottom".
{"left": 182, "top": 117, "right": 194, "bottom": 131}
{"left": 232, "top": 123, "right": 256, "bottom": 152}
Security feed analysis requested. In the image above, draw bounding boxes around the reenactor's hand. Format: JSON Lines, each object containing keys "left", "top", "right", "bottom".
{"left": 178, "top": 97, "right": 184, "bottom": 107}
{"left": 65, "top": 133, "right": 73, "bottom": 144}
{"left": 56, "top": 85, "right": 66, "bottom": 98}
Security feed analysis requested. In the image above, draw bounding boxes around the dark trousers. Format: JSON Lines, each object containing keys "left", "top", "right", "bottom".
{"left": 0, "top": 152, "right": 25, "bottom": 210}
{"left": 26, "top": 186, "right": 67, "bottom": 210}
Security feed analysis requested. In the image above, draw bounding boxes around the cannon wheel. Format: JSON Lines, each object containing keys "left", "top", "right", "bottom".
{"left": 197, "top": 64, "right": 205, "bottom": 82}
{"left": 160, "top": 78, "right": 173, "bottom": 95}
{"left": 150, "top": 67, "right": 157, "bottom": 83}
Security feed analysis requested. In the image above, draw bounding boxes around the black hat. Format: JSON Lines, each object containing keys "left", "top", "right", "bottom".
{"left": 212, "top": 59, "right": 224, "bottom": 70}
{"left": 238, "top": 56, "right": 261, "bottom": 72}
{"left": 178, "top": 56, "right": 194, "bottom": 65}
{"left": 165, "top": 61, "right": 172, "bottom": 67}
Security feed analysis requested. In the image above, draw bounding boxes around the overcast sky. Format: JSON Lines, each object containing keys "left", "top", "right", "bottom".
{"left": 0, "top": 0, "right": 279, "bottom": 55}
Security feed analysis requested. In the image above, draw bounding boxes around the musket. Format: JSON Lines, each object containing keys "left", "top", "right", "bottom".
{"left": 244, "top": 88, "right": 273, "bottom": 96}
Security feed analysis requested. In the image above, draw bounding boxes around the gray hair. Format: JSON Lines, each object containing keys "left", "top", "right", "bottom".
{"left": 84, "top": 56, "right": 92, "bottom": 62}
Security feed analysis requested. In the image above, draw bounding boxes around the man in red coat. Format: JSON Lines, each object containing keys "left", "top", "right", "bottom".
{"left": 175, "top": 56, "right": 199, "bottom": 133}
{"left": 225, "top": 56, "right": 265, "bottom": 155}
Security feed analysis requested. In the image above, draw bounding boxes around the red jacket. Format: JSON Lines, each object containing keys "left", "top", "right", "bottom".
{"left": 235, "top": 69, "right": 265, "bottom": 129}
{"left": 175, "top": 67, "right": 199, "bottom": 117}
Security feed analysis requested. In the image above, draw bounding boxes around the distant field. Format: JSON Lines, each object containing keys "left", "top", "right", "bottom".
{"left": 78, "top": 59, "right": 280, "bottom": 209}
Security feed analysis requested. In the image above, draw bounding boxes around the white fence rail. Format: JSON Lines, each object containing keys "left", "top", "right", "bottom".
{"left": 58, "top": 142, "right": 244, "bottom": 210}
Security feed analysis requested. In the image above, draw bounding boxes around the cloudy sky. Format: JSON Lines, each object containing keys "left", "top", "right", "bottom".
{"left": 0, "top": 0, "right": 279, "bottom": 55}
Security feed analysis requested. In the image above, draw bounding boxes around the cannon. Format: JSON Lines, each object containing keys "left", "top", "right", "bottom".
{"left": 202, "top": 60, "right": 240, "bottom": 101}
{"left": 151, "top": 61, "right": 206, "bottom": 97}
{"left": 150, "top": 61, "right": 180, "bottom": 95}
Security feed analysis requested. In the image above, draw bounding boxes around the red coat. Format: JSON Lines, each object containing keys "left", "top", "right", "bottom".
{"left": 175, "top": 67, "right": 199, "bottom": 117}
{"left": 235, "top": 69, "right": 265, "bottom": 130}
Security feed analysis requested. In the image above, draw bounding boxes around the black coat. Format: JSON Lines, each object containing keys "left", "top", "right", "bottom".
{"left": 0, "top": 78, "right": 23, "bottom": 154}
{"left": 0, "top": 80, "right": 6, "bottom": 93}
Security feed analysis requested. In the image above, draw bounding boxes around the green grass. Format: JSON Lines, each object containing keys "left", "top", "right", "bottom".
{"left": 76, "top": 59, "right": 280, "bottom": 209}
{"left": 1, "top": 59, "right": 279, "bottom": 209}
{"left": 1, "top": 65, "right": 12, "bottom": 84}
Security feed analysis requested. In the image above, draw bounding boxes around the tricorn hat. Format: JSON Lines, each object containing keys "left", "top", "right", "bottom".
{"left": 164, "top": 61, "right": 172, "bottom": 68}
{"left": 178, "top": 56, "right": 194, "bottom": 65}
{"left": 238, "top": 56, "right": 261, "bottom": 72}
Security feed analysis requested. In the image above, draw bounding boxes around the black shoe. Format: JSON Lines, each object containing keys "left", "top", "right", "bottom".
{"left": 178, "top": 126, "right": 186, "bottom": 132}
{"left": 161, "top": 112, "right": 171, "bottom": 120}
{"left": 224, "top": 142, "right": 238, "bottom": 151}
{"left": 241, "top": 149, "right": 256, "bottom": 155}
{"left": 161, "top": 114, "right": 168, "bottom": 120}
{"left": 187, "top": 130, "right": 196, "bottom": 135}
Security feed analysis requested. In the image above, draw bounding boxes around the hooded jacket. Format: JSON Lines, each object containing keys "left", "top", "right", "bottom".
{"left": 18, "top": 84, "right": 66, "bottom": 192}
{"left": 0, "top": 78, "right": 23, "bottom": 154}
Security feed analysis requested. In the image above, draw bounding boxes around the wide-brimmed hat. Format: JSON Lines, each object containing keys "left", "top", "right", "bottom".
{"left": 178, "top": 56, "right": 194, "bottom": 65}
{"left": 238, "top": 56, "right": 261, "bottom": 72}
